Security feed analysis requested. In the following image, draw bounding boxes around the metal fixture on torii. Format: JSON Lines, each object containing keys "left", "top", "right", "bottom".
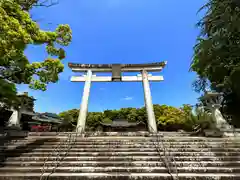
{"left": 68, "top": 61, "right": 167, "bottom": 133}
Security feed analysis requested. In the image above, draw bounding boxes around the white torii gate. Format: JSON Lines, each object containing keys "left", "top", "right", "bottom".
{"left": 68, "top": 62, "right": 167, "bottom": 133}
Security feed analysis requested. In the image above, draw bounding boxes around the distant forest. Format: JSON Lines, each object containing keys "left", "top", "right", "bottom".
{"left": 59, "top": 104, "right": 214, "bottom": 132}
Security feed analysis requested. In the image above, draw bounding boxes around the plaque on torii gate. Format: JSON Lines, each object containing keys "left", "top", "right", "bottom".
{"left": 68, "top": 61, "right": 167, "bottom": 133}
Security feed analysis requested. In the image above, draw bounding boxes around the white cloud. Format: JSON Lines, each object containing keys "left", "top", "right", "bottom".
{"left": 121, "top": 96, "right": 133, "bottom": 101}
{"left": 99, "top": 88, "right": 106, "bottom": 91}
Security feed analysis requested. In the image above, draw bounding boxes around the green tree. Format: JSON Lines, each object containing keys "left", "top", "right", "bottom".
{"left": 155, "top": 105, "right": 186, "bottom": 131}
{"left": 102, "top": 117, "right": 112, "bottom": 123}
{"left": 180, "top": 104, "right": 192, "bottom": 115}
{"left": 103, "top": 110, "right": 118, "bottom": 120}
{"left": 191, "top": 107, "right": 215, "bottom": 134}
{"left": 135, "top": 107, "right": 147, "bottom": 123}
{"left": 127, "top": 108, "right": 139, "bottom": 122}
{"left": 153, "top": 104, "right": 196, "bottom": 131}
{"left": 17, "top": 92, "right": 35, "bottom": 112}
{"left": 59, "top": 104, "right": 202, "bottom": 132}
{"left": 58, "top": 109, "right": 79, "bottom": 131}
{"left": 59, "top": 109, "right": 79, "bottom": 125}
{"left": 191, "top": 0, "right": 240, "bottom": 125}
{"left": 179, "top": 104, "right": 195, "bottom": 130}
{"left": 0, "top": 0, "right": 72, "bottom": 108}
{"left": 117, "top": 108, "right": 132, "bottom": 119}
{"left": 86, "top": 112, "right": 104, "bottom": 131}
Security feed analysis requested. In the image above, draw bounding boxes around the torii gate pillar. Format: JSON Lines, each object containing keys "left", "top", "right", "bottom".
{"left": 142, "top": 70, "right": 157, "bottom": 132}
{"left": 76, "top": 70, "right": 92, "bottom": 132}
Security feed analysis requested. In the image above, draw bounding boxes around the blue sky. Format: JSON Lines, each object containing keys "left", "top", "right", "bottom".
{"left": 18, "top": 0, "right": 207, "bottom": 113}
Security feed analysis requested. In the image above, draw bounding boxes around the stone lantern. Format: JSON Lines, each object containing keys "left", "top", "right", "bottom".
{"left": 201, "top": 91, "right": 234, "bottom": 136}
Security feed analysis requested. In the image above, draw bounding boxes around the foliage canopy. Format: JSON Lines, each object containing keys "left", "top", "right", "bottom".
{"left": 0, "top": 0, "right": 72, "bottom": 108}
{"left": 58, "top": 104, "right": 211, "bottom": 132}
{"left": 191, "top": 0, "right": 240, "bottom": 124}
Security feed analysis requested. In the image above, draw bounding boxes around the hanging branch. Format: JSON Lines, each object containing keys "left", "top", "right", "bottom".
{"left": 15, "top": 0, "right": 59, "bottom": 11}
{"left": 33, "top": 0, "right": 59, "bottom": 8}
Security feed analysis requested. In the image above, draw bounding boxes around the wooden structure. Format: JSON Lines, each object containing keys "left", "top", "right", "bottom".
{"left": 100, "top": 119, "right": 146, "bottom": 132}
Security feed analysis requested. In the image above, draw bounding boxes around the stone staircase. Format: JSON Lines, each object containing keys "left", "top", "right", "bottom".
{"left": 0, "top": 131, "right": 240, "bottom": 180}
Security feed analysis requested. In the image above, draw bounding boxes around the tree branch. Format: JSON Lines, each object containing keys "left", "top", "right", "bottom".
{"left": 16, "top": 0, "right": 59, "bottom": 11}
{"left": 34, "top": 0, "right": 59, "bottom": 8}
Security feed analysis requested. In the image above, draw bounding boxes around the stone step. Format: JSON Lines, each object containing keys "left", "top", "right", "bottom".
{"left": 3, "top": 161, "right": 240, "bottom": 167}
{"left": 6, "top": 156, "right": 239, "bottom": 162}
{"left": 3, "top": 143, "right": 239, "bottom": 152}
{"left": 4, "top": 151, "right": 240, "bottom": 157}
{"left": 26, "top": 131, "right": 192, "bottom": 136}
{"left": 4, "top": 138, "right": 240, "bottom": 147}
{"left": 84, "top": 133, "right": 193, "bottom": 137}
{"left": 4, "top": 141, "right": 240, "bottom": 148}
{"left": 24, "top": 130, "right": 240, "bottom": 136}
{"left": 58, "top": 136, "right": 240, "bottom": 141}
{"left": 0, "top": 172, "right": 239, "bottom": 180}
{"left": 4, "top": 144, "right": 240, "bottom": 149}
{"left": 3, "top": 147, "right": 239, "bottom": 152}
{"left": 6, "top": 136, "right": 240, "bottom": 141}
{"left": 0, "top": 166, "right": 240, "bottom": 173}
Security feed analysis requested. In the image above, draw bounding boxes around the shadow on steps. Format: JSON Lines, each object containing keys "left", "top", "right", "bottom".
{"left": 0, "top": 135, "right": 58, "bottom": 167}
{"left": 213, "top": 139, "right": 240, "bottom": 169}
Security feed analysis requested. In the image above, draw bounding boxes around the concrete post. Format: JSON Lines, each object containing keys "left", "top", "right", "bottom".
{"left": 142, "top": 70, "right": 157, "bottom": 133}
{"left": 76, "top": 70, "right": 92, "bottom": 133}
